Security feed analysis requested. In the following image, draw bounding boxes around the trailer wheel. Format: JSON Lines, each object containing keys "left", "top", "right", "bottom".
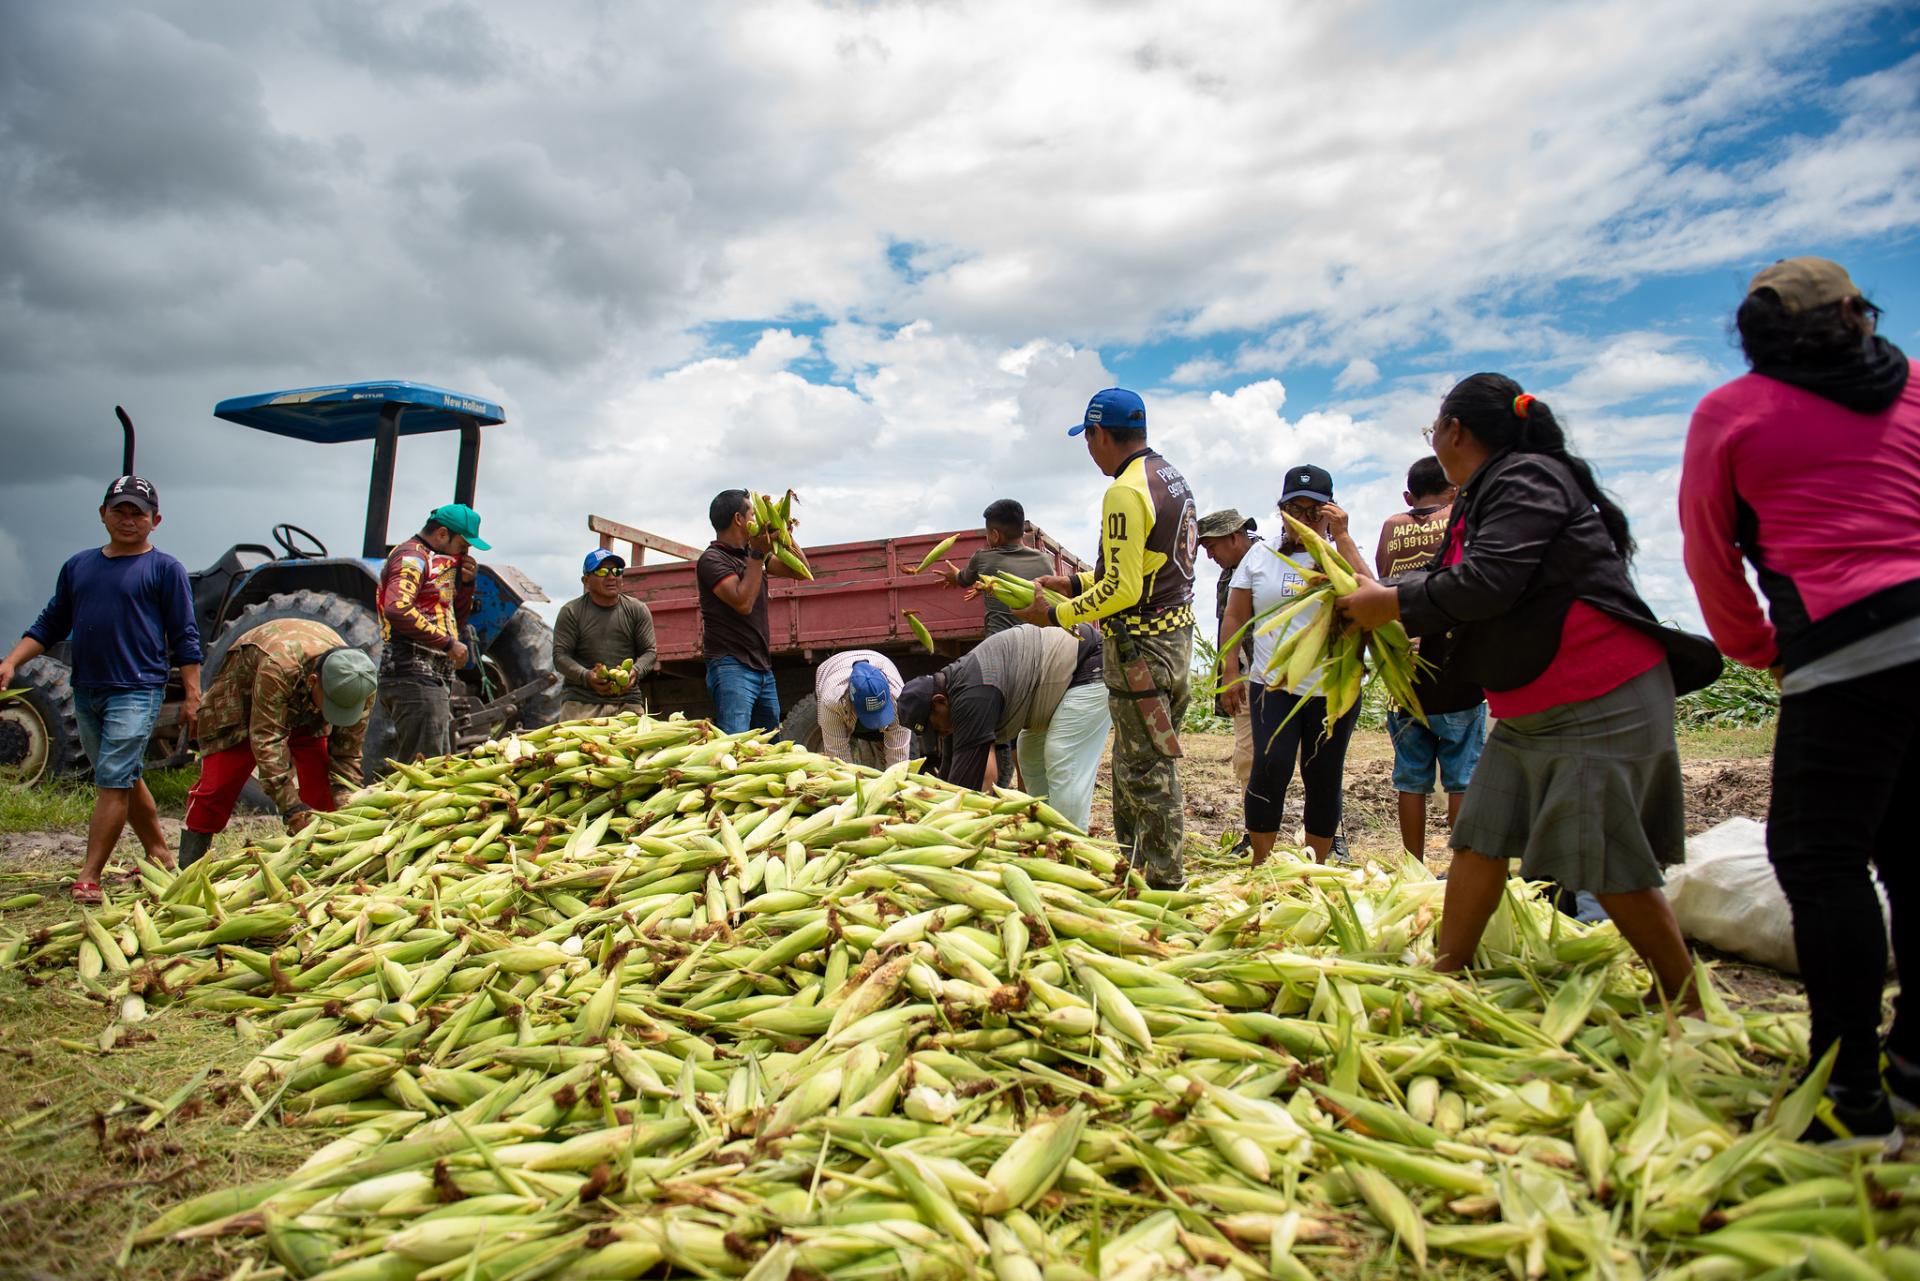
{"left": 0, "top": 656, "right": 87, "bottom": 786}
{"left": 777, "top": 694, "right": 823, "bottom": 753}
{"left": 203, "top": 590, "right": 383, "bottom": 810}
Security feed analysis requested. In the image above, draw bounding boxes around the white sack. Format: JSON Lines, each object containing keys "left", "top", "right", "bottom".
{"left": 1663, "top": 816, "right": 1892, "bottom": 975}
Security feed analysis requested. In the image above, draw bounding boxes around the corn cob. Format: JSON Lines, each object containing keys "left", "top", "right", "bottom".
{"left": 910, "top": 534, "right": 960, "bottom": 574}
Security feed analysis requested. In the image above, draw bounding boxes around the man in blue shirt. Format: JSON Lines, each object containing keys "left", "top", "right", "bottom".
{"left": 0, "top": 476, "right": 203, "bottom": 901}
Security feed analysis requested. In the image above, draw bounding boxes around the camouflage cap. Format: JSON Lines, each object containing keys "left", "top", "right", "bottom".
{"left": 1195, "top": 508, "right": 1256, "bottom": 540}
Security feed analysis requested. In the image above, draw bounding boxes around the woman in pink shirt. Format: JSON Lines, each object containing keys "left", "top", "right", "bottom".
{"left": 1680, "top": 257, "right": 1918, "bottom": 1148}
{"left": 1340, "top": 373, "right": 1720, "bottom": 1011}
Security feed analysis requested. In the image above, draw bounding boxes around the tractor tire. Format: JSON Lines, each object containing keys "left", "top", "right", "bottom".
{"left": 484, "top": 607, "right": 565, "bottom": 730}
{"left": 0, "top": 655, "right": 87, "bottom": 786}
{"left": 202, "top": 591, "right": 383, "bottom": 811}
{"left": 777, "top": 694, "right": 823, "bottom": 752}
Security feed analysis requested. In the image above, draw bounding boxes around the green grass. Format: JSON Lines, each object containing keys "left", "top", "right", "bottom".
{"left": 0, "top": 768, "right": 198, "bottom": 835}
{"left": 0, "top": 968, "right": 323, "bottom": 1280}
{"left": 1675, "top": 722, "right": 1776, "bottom": 759}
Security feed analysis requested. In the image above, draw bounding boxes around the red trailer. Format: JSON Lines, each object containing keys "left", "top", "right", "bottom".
{"left": 586, "top": 514, "right": 1089, "bottom": 746}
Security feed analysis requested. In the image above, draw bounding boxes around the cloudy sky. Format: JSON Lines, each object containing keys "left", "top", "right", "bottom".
{"left": 2, "top": 0, "right": 1916, "bottom": 645}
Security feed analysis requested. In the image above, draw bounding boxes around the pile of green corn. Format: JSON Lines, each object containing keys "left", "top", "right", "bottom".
{"left": 5, "top": 715, "right": 1915, "bottom": 1280}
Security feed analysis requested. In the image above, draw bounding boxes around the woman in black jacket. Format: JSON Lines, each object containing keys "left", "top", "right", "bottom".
{"left": 1340, "top": 373, "right": 1720, "bottom": 1008}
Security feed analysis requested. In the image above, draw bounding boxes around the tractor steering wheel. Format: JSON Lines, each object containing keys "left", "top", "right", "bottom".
{"left": 271, "top": 523, "right": 330, "bottom": 560}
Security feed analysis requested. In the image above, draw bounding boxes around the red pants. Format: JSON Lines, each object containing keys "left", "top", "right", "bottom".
{"left": 184, "top": 736, "right": 336, "bottom": 833}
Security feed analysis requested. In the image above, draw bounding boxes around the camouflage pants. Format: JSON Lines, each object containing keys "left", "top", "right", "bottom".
{"left": 1104, "top": 626, "right": 1192, "bottom": 889}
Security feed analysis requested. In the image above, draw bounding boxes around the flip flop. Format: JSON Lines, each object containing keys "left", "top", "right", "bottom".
{"left": 69, "top": 880, "right": 103, "bottom": 905}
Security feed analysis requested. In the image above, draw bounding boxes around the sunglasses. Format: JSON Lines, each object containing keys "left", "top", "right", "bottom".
{"left": 588, "top": 565, "right": 622, "bottom": 578}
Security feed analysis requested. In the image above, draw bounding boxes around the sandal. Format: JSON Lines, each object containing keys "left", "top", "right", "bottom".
{"left": 69, "top": 880, "right": 103, "bottom": 905}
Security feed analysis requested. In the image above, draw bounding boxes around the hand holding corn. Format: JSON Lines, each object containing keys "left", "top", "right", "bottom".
{"left": 1225, "top": 511, "right": 1431, "bottom": 737}
{"left": 745, "top": 488, "right": 813, "bottom": 580}
{"left": 590, "top": 657, "right": 637, "bottom": 695}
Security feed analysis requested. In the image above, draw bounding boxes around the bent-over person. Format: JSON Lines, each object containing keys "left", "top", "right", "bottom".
{"left": 895, "top": 623, "right": 1109, "bottom": 832}
{"left": 180, "top": 619, "right": 377, "bottom": 865}
{"left": 815, "top": 650, "right": 910, "bottom": 769}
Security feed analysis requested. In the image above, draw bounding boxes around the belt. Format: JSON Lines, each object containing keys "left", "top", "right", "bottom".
{"left": 1111, "top": 603, "right": 1194, "bottom": 636}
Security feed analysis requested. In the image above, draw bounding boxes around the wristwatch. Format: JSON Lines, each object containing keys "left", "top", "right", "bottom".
{"left": 747, "top": 548, "right": 767, "bottom": 561}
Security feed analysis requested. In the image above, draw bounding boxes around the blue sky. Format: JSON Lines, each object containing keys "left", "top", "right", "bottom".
{"left": 0, "top": 0, "right": 1916, "bottom": 641}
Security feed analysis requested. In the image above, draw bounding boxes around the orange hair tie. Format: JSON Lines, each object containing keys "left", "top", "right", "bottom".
{"left": 1512, "top": 393, "right": 1535, "bottom": 418}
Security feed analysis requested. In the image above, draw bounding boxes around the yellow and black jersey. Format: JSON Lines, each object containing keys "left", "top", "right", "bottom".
{"left": 1055, "top": 448, "right": 1198, "bottom": 632}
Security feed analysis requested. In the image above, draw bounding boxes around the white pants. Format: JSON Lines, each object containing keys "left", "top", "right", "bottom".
{"left": 1015, "top": 682, "right": 1112, "bottom": 832}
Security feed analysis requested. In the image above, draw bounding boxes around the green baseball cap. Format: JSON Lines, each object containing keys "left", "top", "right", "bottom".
{"left": 429, "top": 502, "right": 490, "bottom": 550}
{"left": 317, "top": 648, "right": 378, "bottom": 728}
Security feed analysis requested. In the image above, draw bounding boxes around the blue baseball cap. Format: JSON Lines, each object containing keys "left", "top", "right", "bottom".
{"left": 583, "top": 548, "right": 626, "bottom": 575}
{"left": 1068, "top": 387, "right": 1147, "bottom": 437}
{"left": 847, "top": 660, "right": 894, "bottom": 731}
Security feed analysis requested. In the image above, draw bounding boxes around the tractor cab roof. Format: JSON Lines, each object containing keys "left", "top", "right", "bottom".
{"left": 213, "top": 381, "right": 506, "bottom": 443}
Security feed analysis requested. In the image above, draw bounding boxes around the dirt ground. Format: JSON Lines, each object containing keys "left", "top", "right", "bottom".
{"left": 1082, "top": 725, "right": 1775, "bottom": 855}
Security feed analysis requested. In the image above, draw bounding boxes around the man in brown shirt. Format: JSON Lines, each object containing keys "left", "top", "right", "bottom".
{"left": 1374, "top": 456, "right": 1456, "bottom": 578}
{"left": 554, "top": 549, "right": 657, "bottom": 720}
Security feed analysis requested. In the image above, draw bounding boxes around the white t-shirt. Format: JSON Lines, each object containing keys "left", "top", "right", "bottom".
{"left": 814, "top": 650, "right": 912, "bottom": 765}
{"left": 1229, "top": 538, "right": 1326, "bottom": 696}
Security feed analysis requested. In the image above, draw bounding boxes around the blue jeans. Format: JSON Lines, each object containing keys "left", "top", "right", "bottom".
{"left": 73, "top": 686, "right": 165, "bottom": 789}
{"left": 1388, "top": 704, "right": 1488, "bottom": 794}
{"left": 706, "top": 657, "right": 780, "bottom": 734}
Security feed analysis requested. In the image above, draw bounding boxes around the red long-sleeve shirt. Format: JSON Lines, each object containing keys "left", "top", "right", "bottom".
{"left": 377, "top": 534, "right": 474, "bottom": 682}
{"left": 1680, "top": 373, "right": 1920, "bottom": 669}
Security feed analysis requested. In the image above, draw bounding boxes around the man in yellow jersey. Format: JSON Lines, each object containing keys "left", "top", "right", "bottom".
{"left": 1014, "top": 387, "right": 1198, "bottom": 888}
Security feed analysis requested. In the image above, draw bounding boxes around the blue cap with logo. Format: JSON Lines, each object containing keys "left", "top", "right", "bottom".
{"left": 1068, "top": 387, "right": 1147, "bottom": 437}
{"left": 583, "top": 548, "right": 626, "bottom": 576}
{"left": 847, "top": 660, "right": 895, "bottom": 731}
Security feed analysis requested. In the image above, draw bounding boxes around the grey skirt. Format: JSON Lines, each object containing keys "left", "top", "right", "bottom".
{"left": 1451, "top": 662, "right": 1684, "bottom": 894}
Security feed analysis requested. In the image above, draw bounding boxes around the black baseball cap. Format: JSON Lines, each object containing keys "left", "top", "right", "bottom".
{"left": 1279, "top": 465, "right": 1333, "bottom": 505}
{"left": 896, "top": 675, "right": 940, "bottom": 734}
{"left": 103, "top": 475, "right": 158, "bottom": 514}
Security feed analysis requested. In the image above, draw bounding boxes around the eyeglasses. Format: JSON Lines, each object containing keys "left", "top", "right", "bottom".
{"left": 588, "top": 566, "right": 622, "bottom": 578}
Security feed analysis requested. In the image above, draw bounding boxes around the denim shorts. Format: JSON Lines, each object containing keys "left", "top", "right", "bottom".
{"left": 73, "top": 686, "right": 165, "bottom": 789}
{"left": 1387, "top": 704, "right": 1487, "bottom": 794}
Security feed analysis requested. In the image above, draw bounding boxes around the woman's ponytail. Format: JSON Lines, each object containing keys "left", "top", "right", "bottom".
{"left": 1440, "top": 373, "right": 1636, "bottom": 562}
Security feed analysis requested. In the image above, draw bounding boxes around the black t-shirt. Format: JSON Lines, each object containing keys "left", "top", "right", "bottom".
{"left": 957, "top": 545, "right": 1058, "bottom": 636}
{"left": 697, "top": 541, "right": 773, "bottom": 670}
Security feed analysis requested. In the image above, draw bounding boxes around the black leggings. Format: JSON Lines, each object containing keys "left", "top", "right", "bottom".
{"left": 1245, "top": 684, "right": 1359, "bottom": 837}
{"left": 1768, "top": 658, "right": 1920, "bottom": 1094}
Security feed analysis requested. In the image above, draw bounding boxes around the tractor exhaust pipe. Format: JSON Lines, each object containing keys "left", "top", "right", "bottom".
{"left": 114, "top": 405, "right": 136, "bottom": 476}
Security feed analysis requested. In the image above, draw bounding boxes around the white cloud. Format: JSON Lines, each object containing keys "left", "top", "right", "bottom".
{"left": 1333, "top": 358, "right": 1380, "bottom": 391}
{"left": 1169, "top": 355, "right": 1229, "bottom": 385}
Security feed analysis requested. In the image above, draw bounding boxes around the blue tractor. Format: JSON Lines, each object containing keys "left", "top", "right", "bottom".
{"left": 0, "top": 382, "right": 563, "bottom": 788}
